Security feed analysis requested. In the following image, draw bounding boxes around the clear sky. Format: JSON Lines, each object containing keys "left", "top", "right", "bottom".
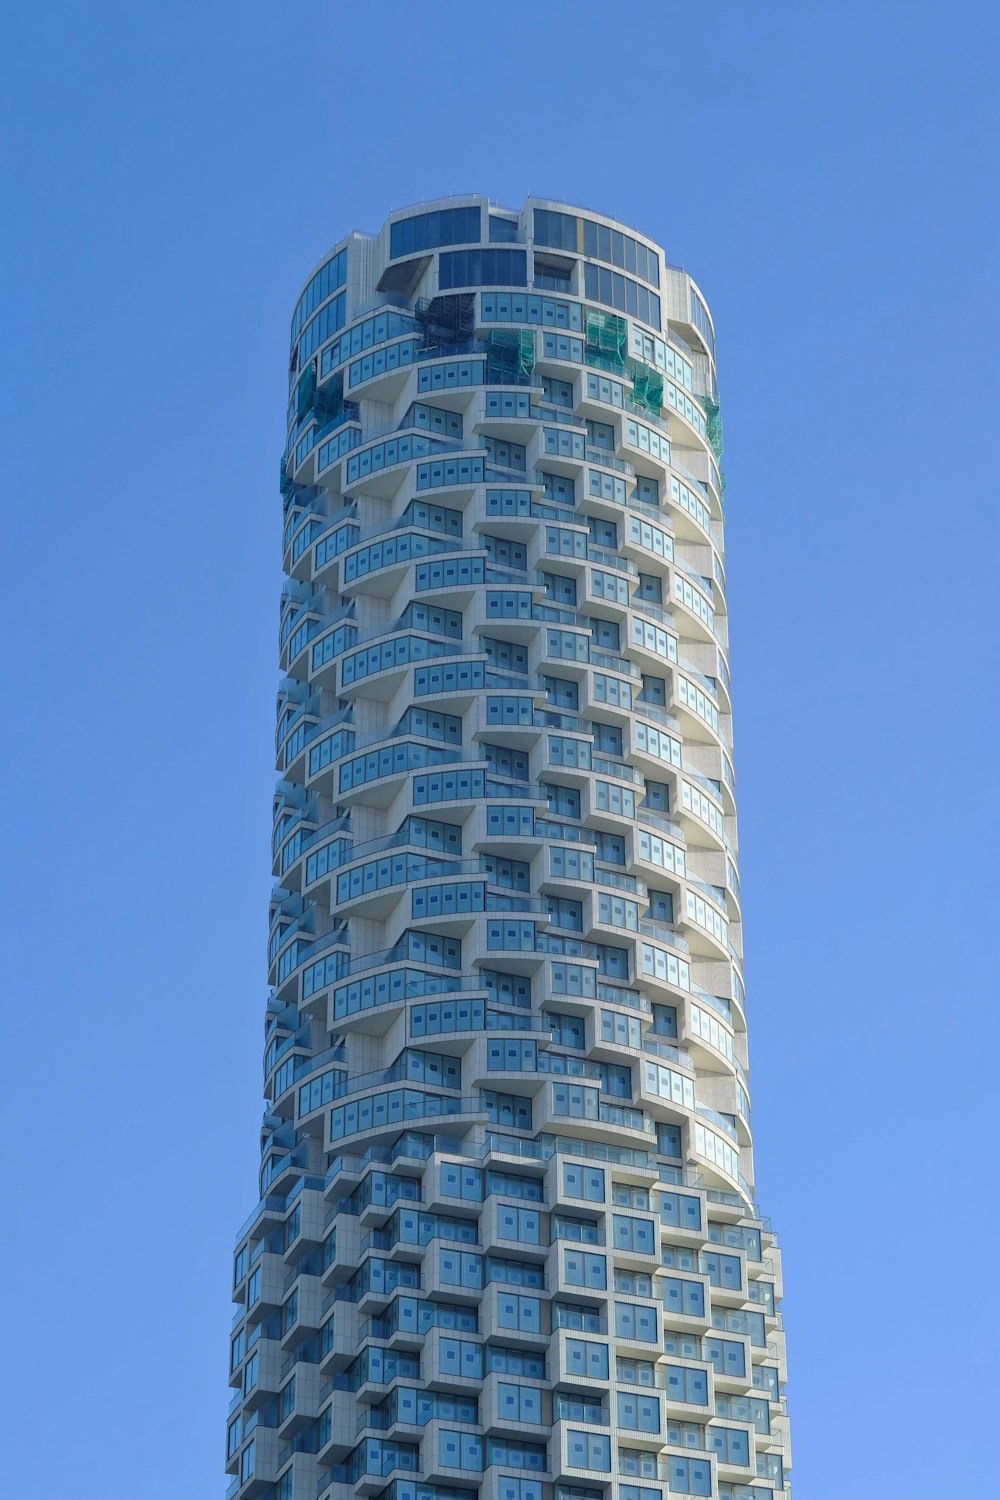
{"left": 1, "top": 2, "right": 998, "bottom": 1495}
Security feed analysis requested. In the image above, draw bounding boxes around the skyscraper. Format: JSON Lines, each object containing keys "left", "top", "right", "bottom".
{"left": 226, "top": 195, "right": 791, "bottom": 1500}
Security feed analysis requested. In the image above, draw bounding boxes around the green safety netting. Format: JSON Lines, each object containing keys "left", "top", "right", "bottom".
{"left": 630, "top": 360, "right": 664, "bottom": 415}
{"left": 700, "top": 395, "right": 724, "bottom": 469}
{"left": 700, "top": 395, "right": 726, "bottom": 508}
{"left": 485, "top": 329, "right": 535, "bottom": 384}
{"left": 585, "top": 309, "right": 627, "bottom": 372}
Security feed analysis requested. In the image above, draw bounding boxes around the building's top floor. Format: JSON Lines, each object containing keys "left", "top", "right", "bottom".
{"left": 287, "top": 194, "right": 716, "bottom": 377}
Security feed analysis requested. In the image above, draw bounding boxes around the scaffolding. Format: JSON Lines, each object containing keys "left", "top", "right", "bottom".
{"left": 485, "top": 329, "right": 535, "bottom": 385}
{"left": 415, "top": 293, "right": 476, "bottom": 350}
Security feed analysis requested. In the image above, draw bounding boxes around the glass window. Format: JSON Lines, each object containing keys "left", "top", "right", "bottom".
{"left": 439, "top": 248, "right": 527, "bottom": 289}
{"left": 563, "top": 1163, "right": 605, "bottom": 1202}
{"left": 614, "top": 1302, "right": 658, "bottom": 1342}
{"left": 707, "top": 1425, "right": 750, "bottom": 1466}
{"left": 439, "top": 1429, "right": 484, "bottom": 1471}
{"left": 290, "top": 247, "right": 347, "bottom": 343}
{"left": 659, "top": 1191, "right": 701, "bottom": 1231}
{"left": 612, "top": 1215, "right": 657, "bottom": 1256}
{"left": 391, "top": 205, "right": 482, "bottom": 257}
{"left": 665, "top": 1364, "right": 709, "bottom": 1405}
{"left": 240, "top": 1440, "right": 255, "bottom": 1482}
{"left": 563, "top": 1249, "right": 607, "bottom": 1289}
{"left": 584, "top": 264, "right": 660, "bottom": 328}
{"left": 498, "top": 1382, "right": 543, "bottom": 1424}
{"left": 534, "top": 208, "right": 578, "bottom": 252}
{"left": 667, "top": 1456, "right": 711, "bottom": 1495}
{"left": 703, "top": 1337, "right": 745, "bottom": 1378}
{"left": 567, "top": 1431, "right": 611, "bottom": 1471}
{"left": 497, "top": 1294, "right": 541, "bottom": 1332}
{"left": 617, "top": 1390, "right": 660, "bottom": 1433}
{"left": 564, "top": 1337, "right": 609, "bottom": 1380}
{"left": 661, "top": 1276, "right": 705, "bottom": 1318}
{"left": 582, "top": 218, "right": 659, "bottom": 287}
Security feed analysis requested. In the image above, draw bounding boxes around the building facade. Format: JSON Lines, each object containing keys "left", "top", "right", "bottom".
{"left": 226, "top": 196, "right": 791, "bottom": 1500}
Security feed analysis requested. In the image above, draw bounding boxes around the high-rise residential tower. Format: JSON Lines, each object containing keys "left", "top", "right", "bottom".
{"left": 226, "top": 196, "right": 791, "bottom": 1500}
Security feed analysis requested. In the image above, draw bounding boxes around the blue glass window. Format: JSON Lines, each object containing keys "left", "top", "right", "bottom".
{"left": 617, "top": 1391, "right": 660, "bottom": 1433}
{"left": 584, "top": 263, "right": 660, "bottom": 328}
{"left": 708, "top": 1426, "right": 750, "bottom": 1467}
{"left": 566, "top": 1431, "right": 610, "bottom": 1471}
{"left": 439, "top": 248, "right": 527, "bottom": 289}
{"left": 614, "top": 1302, "right": 658, "bottom": 1342}
{"left": 563, "top": 1249, "right": 607, "bottom": 1289}
{"left": 660, "top": 1191, "right": 701, "bottom": 1230}
{"left": 564, "top": 1337, "right": 609, "bottom": 1379}
{"left": 661, "top": 1276, "right": 705, "bottom": 1318}
{"left": 581, "top": 219, "right": 660, "bottom": 287}
{"left": 612, "top": 1216, "right": 656, "bottom": 1255}
{"left": 667, "top": 1457, "right": 711, "bottom": 1495}
{"left": 534, "top": 208, "right": 578, "bottom": 252}
{"left": 438, "top": 1429, "right": 484, "bottom": 1471}
{"left": 497, "top": 1481, "right": 542, "bottom": 1500}
{"left": 563, "top": 1163, "right": 604, "bottom": 1201}
{"left": 391, "top": 206, "right": 482, "bottom": 258}
{"left": 664, "top": 1364, "right": 708, "bottom": 1405}
{"left": 497, "top": 1293, "right": 541, "bottom": 1331}
{"left": 703, "top": 1336, "right": 745, "bottom": 1378}
{"left": 297, "top": 291, "right": 347, "bottom": 366}
{"left": 290, "top": 247, "right": 347, "bottom": 344}
{"left": 498, "top": 1382, "right": 543, "bottom": 1423}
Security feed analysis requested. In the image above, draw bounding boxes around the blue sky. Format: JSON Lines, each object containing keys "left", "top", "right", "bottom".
{"left": 1, "top": 2, "right": 998, "bottom": 1495}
